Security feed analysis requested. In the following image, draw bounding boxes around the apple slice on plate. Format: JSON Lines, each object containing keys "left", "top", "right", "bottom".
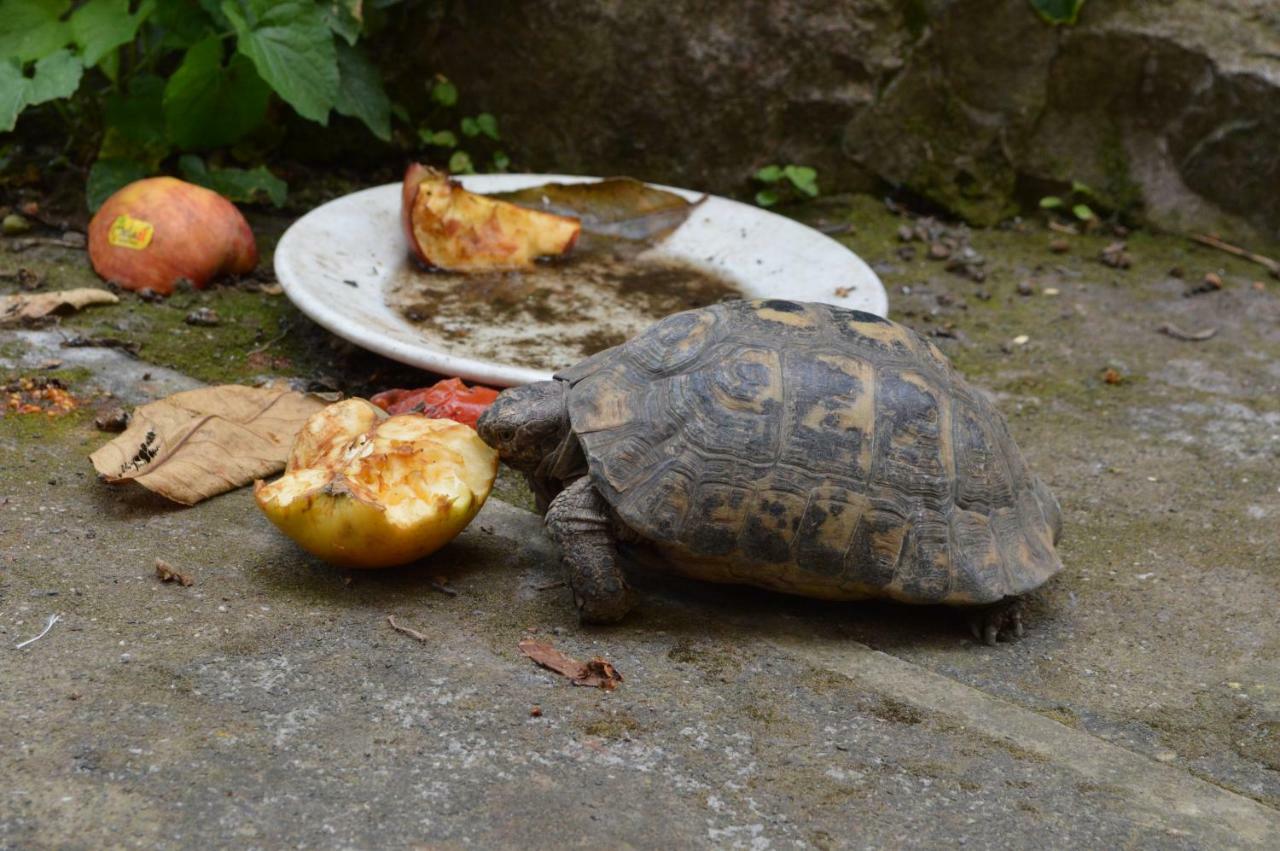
{"left": 401, "top": 163, "right": 580, "bottom": 271}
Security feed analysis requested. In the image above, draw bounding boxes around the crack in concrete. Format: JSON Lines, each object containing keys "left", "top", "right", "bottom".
{"left": 770, "top": 634, "right": 1280, "bottom": 847}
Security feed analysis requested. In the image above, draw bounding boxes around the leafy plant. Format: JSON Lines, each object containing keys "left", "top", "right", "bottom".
{"left": 1039, "top": 179, "right": 1097, "bottom": 223}
{"left": 753, "top": 164, "right": 819, "bottom": 207}
{"left": 1029, "top": 0, "right": 1086, "bottom": 26}
{"left": 415, "top": 76, "right": 509, "bottom": 175}
{"left": 1, "top": 0, "right": 403, "bottom": 209}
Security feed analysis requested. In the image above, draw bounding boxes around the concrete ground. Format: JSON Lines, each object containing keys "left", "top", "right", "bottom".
{"left": 2, "top": 196, "right": 1279, "bottom": 849}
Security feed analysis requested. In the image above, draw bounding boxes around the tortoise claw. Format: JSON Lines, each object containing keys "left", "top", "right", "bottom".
{"left": 967, "top": 598, "right": 1026, "bottom": 646}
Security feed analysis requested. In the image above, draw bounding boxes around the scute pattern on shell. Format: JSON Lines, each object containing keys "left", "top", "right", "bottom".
{"left": 557, "top": 300, "right": 1062, "bottom": 605}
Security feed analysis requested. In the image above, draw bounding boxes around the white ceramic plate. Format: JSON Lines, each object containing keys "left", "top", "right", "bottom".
{"left": 274, "top": 174, "right": 887, "bottom": 386}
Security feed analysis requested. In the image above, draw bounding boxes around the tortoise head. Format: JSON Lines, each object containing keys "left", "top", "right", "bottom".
{"left": 476, "top": 380, "right": 570, "bottom": 473}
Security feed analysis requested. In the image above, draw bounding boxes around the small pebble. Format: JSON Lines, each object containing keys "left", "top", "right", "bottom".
{"left": 928, "top": 242, "right": 951, "bottom": 261}
{"left": 1016, "top": 281, "right": 1034, "bottom": 296}
{"left": 1049, "top": 238, "right": 1070, "bottom": 254}
{"left": 185, "top": 307, "right": 221, "bottom": 327}
{"left": 1012, "top": 334, "right": 1029, "bottom": 346}
{"left": 2, "top": 213, "right": 31, "bottom": 235}
{"left": 94, "top": 407, "right": 131, "bottom": 432}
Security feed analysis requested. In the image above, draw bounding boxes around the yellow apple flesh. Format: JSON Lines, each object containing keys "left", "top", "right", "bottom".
{"left": 401, "top": 163, "right": 581, "bottom": 270}
{"left": 255, "top": 399, "right": 498, "bottom": 568}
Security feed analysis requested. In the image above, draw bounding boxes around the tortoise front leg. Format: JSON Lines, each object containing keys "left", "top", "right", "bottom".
{"left": 966, "top": 597, "right": 1025, "bottom": 645}
{"left": 544, "top": 476, "right": 633, "bottom": 623}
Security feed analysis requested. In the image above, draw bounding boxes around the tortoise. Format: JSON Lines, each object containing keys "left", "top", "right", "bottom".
{"left": 477, "top": 299, "right": 1062, "bottom": 643}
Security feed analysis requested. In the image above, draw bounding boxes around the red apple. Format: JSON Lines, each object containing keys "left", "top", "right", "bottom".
{"left": 88, "top": 177, "right": 258, "bottom": 295}
{"left": 401, "top": 163, "right": 580, "bottom": 270}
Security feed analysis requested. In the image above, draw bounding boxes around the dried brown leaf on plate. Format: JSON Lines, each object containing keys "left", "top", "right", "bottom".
{"left": 518, "top": 638, "right": 624, "bottom": 690}
{"left": 0, "top": 288, "right": 118, "bottom": 323}
{"left": 89, "top": 385, "right": 333, "bottom": 505}
{"left": 497, "top": 178, "right": 701, "bottom": 246}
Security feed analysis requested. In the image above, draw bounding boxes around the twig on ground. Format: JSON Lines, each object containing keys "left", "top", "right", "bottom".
{"left": 1157, "top": 323, "right": 1218, "bottom": 342}
{"left": 5, "top": 236, "right": 86, "bottom": 252}
{"left": 387, "top": 615, "right": 429, "bottom": 642}
{"left": 245, "top": 326, "right": 290, "bottom": 357}
{"left": 429, "top": 578, "right": 459, "bottom": 597}
{"left": 15, "top": 614, "right": 61, "bottom": 649}
{"left": 1190, "top": 233, "right": 1280, "bottom": 277}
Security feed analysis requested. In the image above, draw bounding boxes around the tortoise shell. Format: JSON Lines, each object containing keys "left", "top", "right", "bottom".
{"left": 555, "top": 299, "right": 1061, "bottom": 605}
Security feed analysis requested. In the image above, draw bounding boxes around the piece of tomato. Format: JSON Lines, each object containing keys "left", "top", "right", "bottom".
{"left": 370, "top": 378, "right": 500, "bottom": 429}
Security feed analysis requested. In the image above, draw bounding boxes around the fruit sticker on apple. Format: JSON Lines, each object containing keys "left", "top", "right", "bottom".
{"left": 401, "top": 163, "right": 581, "bottom": 271}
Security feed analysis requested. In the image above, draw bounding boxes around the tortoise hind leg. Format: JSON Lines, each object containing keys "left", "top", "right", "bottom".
{"left": 544, "top": 477, "right": 633, "bottom": 623}
{"left": 965, "top": 597, "right": 1025, "bottom": 646}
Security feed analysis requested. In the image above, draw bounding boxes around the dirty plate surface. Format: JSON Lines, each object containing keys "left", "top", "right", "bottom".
{"left": 274, "top": 174, "right": 887, "bottom": 386}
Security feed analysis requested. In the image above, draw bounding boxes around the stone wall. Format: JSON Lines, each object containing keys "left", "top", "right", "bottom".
{"left": 405, "top": 0, "right": 1280, "bottom": 240}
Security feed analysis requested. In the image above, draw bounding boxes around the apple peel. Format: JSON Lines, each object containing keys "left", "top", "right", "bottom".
{"left": 401, "top": 163, "right": 580, "bottom": 271}
{"left": 255, "top": 399, "right": 498, "bottom": 568}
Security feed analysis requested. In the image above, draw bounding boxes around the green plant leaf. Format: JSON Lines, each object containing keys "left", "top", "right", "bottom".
{"left": 447, "top": 150, "right": 473, "bottom": 174}
{"left": 475, "top": 112, "right": 499, "bottom": 140}
{"left": 1070, "top": 179, "right": 1093, "bottom": 196}
{"left": 418, "top": 128, "right": 456, "bottom": 148}
{"left": 323, "top": 0, "right": 363, "bottom": 45}
{"left": 754, "top": 165, "right": 783, "bottom": 183}
{"left": 163, "top": 36, "right": 272, "bottom": 149}
{"left": 97, "top": 47, "right": 119, "bottom": 82}
{"left": 491, "top": 150, "right": 510, "bottom": 171}
{"left": 70, "top": 0, "right": 156, "bottom": 67}
{"left": 333, "top": 41, "right": 389, "bottom": 140}
{"left": 783, "top": 164, "right": 819, "bottom": 197}
{"left": 179, "top": 154, "right": 287, "bottom": 206}
{"left": 0, "top": 0, "right": 72, "bottom": 64}
{"left": 105, "top": 75, "right": 168, "bottom": 144}
{"left": 430, "top": 77, "right": 457, "bottom": 107}
{"left": 0, "top": 50, "right": 84, "bottom": 133}
{"left": 1038, "top": 195, "right": 1063, "bottom": 209}
{"left": 460, "top": 116, "right": 479, "bottom": 137}
{"left": 1072, "top": 203, "right": 1095, "bottom": 221}
{"left": 1028, "top": 0, "right": 1085, "bottom": 25}
{"left": 21, "top": 48, "right": 83, "bottom": 104}
{"left": 755, "top": 189, "right": 779, "bottom": 207}
{"left": 153, "top": 0, "right": 217, "bottom": 49}
{"left": 86, "top": 157, "right": 152, "bottom": 212}
{"left": 224, "top": 0, "right": 338, "bottom": 124}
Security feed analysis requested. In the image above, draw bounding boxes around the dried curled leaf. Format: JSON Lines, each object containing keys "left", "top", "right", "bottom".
{"left": 518, "top": 638, "right": 623, "bottom": 690}
{"left": 0, "top": 288, "right": 118, "bottom": 323}
{"left": 154, "top": 558, "right": 194, "bottom": 586}
{"left": 89, "top": 385, "right": 333, "bottom": 505}
{"left": 497, "top": 178, "right": 701, "bottom": 246}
